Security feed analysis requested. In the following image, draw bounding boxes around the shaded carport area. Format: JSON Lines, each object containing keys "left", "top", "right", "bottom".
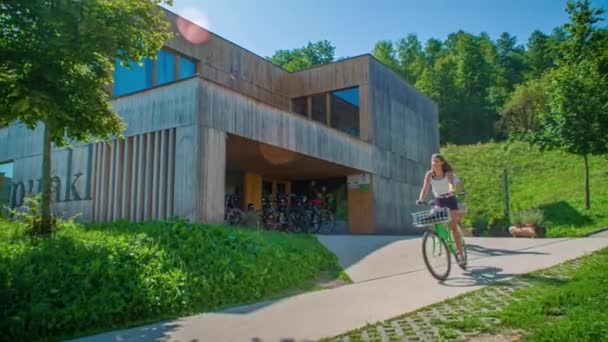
{"left": 225, "top": 134, "right": 370, "bottom": 234}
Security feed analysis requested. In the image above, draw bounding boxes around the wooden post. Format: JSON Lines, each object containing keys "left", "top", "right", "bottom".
{"left": 326, "top": 93, "right": 331, "bottom": 126}
{"left": 503, "top": 168, "right": 510, "bottom": 220}
{"left": 307, "top": 96, "right": 312, "bottom": 120}
{"left": 243, "top": 173, "right": 262, "bottom": 211}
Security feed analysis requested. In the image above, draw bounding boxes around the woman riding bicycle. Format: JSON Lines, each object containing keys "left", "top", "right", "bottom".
{"left": 416, "top": 153, "right": 466, "bottom": 266}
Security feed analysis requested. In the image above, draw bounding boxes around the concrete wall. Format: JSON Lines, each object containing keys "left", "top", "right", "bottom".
{"left": 368, "top": 58, "right": 440, "bottom": 234}
{"left": 0, "top": 78, "right": 225, "bottom": 224}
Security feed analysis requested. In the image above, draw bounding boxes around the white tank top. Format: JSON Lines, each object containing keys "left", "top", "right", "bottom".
{"left": 431, "top": 174, "right": 451, "bottom": 197}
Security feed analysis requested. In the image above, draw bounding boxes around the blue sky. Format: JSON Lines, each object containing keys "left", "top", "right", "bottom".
{"left": 163, "top": 0, "right": 607, "bottom": 59}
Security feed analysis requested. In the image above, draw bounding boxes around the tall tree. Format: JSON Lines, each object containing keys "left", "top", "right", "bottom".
{"left": 490, "top": 32, "right": 528, "bottom": 115}
{"left": 416, "top": 55, "right": 460, "bottom": 144}
{"left": 423, "top": 38, "right": 444, "bottom": 66}
{"left": 452, "top": 33, "right": 495, "bottom": 143}
{"left": 267, "top": 40, "right": 335, "bottom": 72}
{"left": 527, "top": 0, "right": 608, "bottom": 209}
{"left": 396, "top": 34, "right": 426, "bottom": 84}
{"left": 0, "top": 0, "right": 173, "bottom": 233}
{"left": 372, "top": 40, "right": 402, "bottom": 75}
{"left": 525, "top": 30, "right": 554, "bottom": 79}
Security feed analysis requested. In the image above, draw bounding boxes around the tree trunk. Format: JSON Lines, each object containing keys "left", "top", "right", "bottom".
{"left": 40, "top": 124, "right": 53, "bottom": 234}
{"left": 584, "top": 154, "right": 590, "bottom": 210}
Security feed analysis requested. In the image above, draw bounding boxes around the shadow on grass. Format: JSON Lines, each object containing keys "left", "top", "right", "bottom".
{"left": 517, "top": 273, "right": 571, "bottom": 286}
{"left": 539, "top": 201, "right": 593, "bottom": 227}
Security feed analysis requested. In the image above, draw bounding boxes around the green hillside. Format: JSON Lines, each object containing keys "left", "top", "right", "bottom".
{"left": 443, "top": 142, "right": 608, "bottom": 237}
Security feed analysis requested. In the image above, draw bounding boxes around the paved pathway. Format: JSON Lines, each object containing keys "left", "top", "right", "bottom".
{"left": 72, "top": 236, "right": 608, "bottom": 342}
{"left": 590, "top": 228, "right": 608, "bottom": 238}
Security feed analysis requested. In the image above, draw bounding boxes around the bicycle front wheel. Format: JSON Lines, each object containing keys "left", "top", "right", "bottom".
{"left": 422, "top": 230, "right": 451, "bottom": 281}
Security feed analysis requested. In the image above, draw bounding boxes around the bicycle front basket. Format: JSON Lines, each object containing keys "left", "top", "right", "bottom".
{"left": 411, "top": 207, "right": 450, "bottom": 227}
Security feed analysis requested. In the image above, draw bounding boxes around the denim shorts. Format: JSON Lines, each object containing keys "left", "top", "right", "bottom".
{"left": 435, "top": 195, "right": 458, "bottom": 211}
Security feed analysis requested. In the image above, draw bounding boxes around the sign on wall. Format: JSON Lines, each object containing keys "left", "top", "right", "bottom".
{"left": 348, "top": 173, "right": 371, "bottom": 192}
{"left": 10, "top": 144, "right": 94, "bottom": 208}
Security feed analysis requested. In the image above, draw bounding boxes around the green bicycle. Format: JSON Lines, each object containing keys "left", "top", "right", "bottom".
{"left": 412, "top": 200, "right": 468, "bottom": 281}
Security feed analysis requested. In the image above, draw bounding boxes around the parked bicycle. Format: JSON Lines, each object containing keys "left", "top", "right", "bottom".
{"left": 306, "top": 198, "right": 335, "bottom": 234}
{"left": 411, "top": 199, "right": 468, "bottom": 280}
{"left": 257, "top": 193, "right": 325, "bottom": 234}
{"left": 224, "top": 193, "right": 243, "bottom": 225}
{"left": 286, "top": 194, "right": 312, "bottom": 233}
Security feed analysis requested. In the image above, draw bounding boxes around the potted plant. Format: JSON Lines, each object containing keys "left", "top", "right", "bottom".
{"left": 509, "top": 209, "right": 545, "bottom": 238}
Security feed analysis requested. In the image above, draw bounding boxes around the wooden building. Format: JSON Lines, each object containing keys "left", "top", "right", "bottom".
{"left": 0, "top": 8, "right": 439, "bottom": 234}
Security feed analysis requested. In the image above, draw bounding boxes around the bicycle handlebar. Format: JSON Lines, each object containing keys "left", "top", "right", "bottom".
{"left": 416, "top": 192, "right": 466, "bottom": 206}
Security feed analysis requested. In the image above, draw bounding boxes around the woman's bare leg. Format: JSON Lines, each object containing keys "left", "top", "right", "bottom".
{"left": 450, "top": 211, "right": 464, "bottom": 256}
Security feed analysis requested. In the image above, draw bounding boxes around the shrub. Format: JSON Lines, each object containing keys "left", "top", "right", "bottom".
{"left": 7, "top": 193, "right": 79, "bottom": 236}
{"left": 510, "top": 210, "right": 523, "bottom": 226}
{"left": 0, "top": 218, "right": 342, "bottom": 341}
{"left": 511, "top": 208, "right": 544, "bottom": 227}
{"left": 489, "top": 216, "right": 510, "bottom": 236}
{"left": 472, "top": 215, "right": 489, "bottom": 236}
{"left": 522, "top": 208, "right": 544, "bottom": 226}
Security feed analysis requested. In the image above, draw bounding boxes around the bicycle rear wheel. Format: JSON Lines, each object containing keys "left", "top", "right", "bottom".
{"left": 226, "top": 208, "right": 243, "bottom": 226}
{"left": 317, "top": 209, "right": 335, "bottom": 234}
{"left": 256, "top": 209, "right": 277, "bottom": 230}
{"left": 288, "top": 209, "right": 310, "bottom": 233}
{"left": 422, "top": 230, "right": 451, "bottom": 281}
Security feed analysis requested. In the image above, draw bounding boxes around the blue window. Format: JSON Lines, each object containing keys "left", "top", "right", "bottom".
{"left": 113, "top": 48, "right": 196, "bottom": 97}
{"left": 157, "top": 49, "right": 176, "bottom": 85}
{"left": 113, "top": 57, "right": 153, "bottom": 96}
{"left": 330, "top": 87, "right": 360, "bottom": 138}
{"left": 333, "top": 87, "right": 359, "bottom": 107}
{"left": 179, "top": 55, "right": 196, "bottom": 79}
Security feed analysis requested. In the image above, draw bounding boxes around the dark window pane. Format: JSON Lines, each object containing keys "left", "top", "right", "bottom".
{"left": 0, "top": 161, "right": 14, "bottom": 215}
{"left": 292, "top": 96, "right": 308, "bottom": 116}
{"left": 277, "top": 183, "right": 286, "bottom": 195}
{"left": 330, "top": 87, "right": 360, "bottom": 137}
{"left": 179, "top": 56, "right": 196, "bottom": 79}
{"left": 311, "top": 94, "right": 327, "bottom": 124}
{"left": 262, "top": 181, "right": 273, "bottom": 197}
{"left": 113, "top": 57, "right": 153, "bottom": 96}
{"left": 157, "top": 49, "right": 176, "bottom": 85}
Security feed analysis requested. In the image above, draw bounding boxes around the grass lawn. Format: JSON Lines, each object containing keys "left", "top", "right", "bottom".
{"left": 0, "top": 218, "right": 346, "bottom": 341}
{"left": 443, "top": 142, "right": 608, "bottom": 237}
{"left": 326, "top": 247, "right": 608, "bottom": 341}
{"left": 441, "top": 248, "right": 608, "bottom": 341}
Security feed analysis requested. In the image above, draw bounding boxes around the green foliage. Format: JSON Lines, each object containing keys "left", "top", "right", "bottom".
{"left": 0, "top": 0, "right": 173, "bottom": 145}
{"left": 525, "top": 30, "right": 560, "bottom": 80}
{"left": 531, "top": 60, "right": 608, "bottom": 157}
{"left": 7, "top": 193, "right": 59, "bottom": 235}
{"left": 521, "top": 0, "right": 608, "bottom": 209}
{"left": 511, "top": 208, "right": 545, "bottom": 227}
{"left": 443, "top": 141, "right": 608, "bottom": 237}
{"left": 0, "top": 0, "right": 174, "bottom": 234}
{"left": 499, "top": 76, "right": 548, "bottom": 135}
{"left": 0, "top": 218, "right": 342, "bottom": 341}
{"left": 372, "top": 40, "right": 400, "bottom": 73}
{"left": 267, "top": 40, "right": 335, "bottom": 72}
